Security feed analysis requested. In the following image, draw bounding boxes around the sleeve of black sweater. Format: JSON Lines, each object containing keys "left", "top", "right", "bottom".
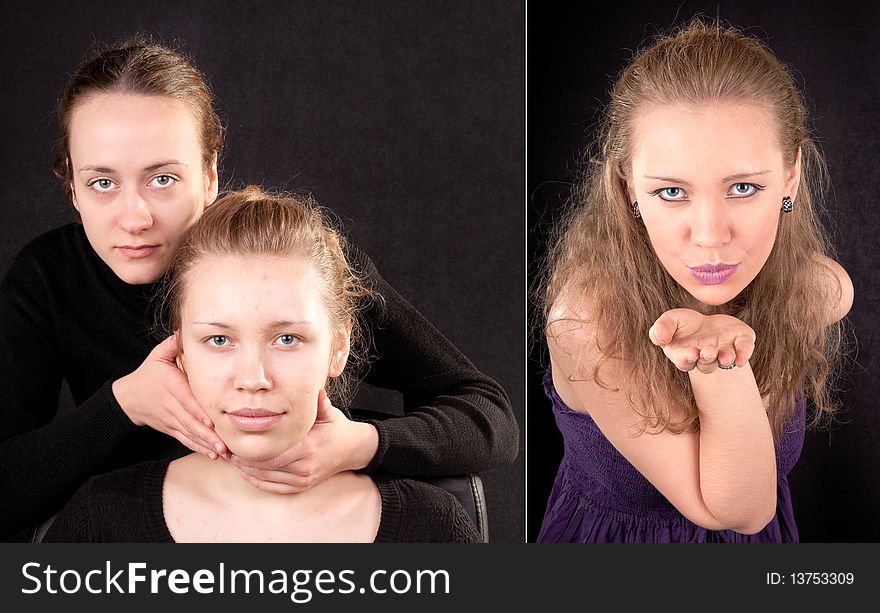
{"left": 347, "top": 245, "right": 518, "bottom": 476}
{"left": 0, "top": 241, "right": 139, "bottom": 536}
{"left": 383, "top": 479, "right": 482, "bottom": 543}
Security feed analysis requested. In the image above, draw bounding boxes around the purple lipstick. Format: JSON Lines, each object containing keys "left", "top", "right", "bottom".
{"left": 688, "top": 263, "right": 738, "bottom": 285}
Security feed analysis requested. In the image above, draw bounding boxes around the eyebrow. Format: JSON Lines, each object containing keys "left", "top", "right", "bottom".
{"left": 77, "top": 160, "right": 189, "bottom": 174}
{"left": 643, "top": 170, "right": 772, "bottom": 185}
{"left": 191, "top": 320, "right": 317, "bottom": 328}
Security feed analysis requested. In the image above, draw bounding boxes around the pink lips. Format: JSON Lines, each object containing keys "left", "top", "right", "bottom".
{"left": 117, "top": 245, "right": 159, "bottom": 259}
{"left": 688, "top": 263, "right": 739, "bottom": 285}
{"left": 226, "top": 408, "right": 283, "bottom": 432}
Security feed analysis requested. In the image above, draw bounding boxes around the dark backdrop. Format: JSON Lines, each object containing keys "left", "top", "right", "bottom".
{"left": 0, "top": 1, "right": 524, "bottom": 543}
{"left": 528, "top": 1, "right": 880, "bottom": 541}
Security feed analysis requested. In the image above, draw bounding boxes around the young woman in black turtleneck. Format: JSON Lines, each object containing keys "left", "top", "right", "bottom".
{"left": 0, "top": 40, "right": 516, "bottom": 538}
{"left": 44, "top": 188, "right": 480, "bottom": 543}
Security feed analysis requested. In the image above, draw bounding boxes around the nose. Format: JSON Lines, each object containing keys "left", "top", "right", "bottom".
{"left": 689, "top": 198, "right": 731, "bottom": 248}
{"left": 233, "top": 347, "right": 273, "bottom": 393}
{"left": 117, "top": 188, "right": 153, "bottom": 234}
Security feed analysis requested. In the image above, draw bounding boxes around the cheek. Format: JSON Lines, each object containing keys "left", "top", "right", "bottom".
{"left": 640, "top": 214, "right": 681, "bottom": 254}
{"left": 181, "top": 350, "right": 225, "bottom": 411}
{"left": 165, "top": 199, "right": 203, "bottom": 231}
{"left": 745, "top": 210, "right": 781, "bottom": 253}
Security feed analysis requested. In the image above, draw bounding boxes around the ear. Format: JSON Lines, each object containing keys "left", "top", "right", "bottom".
{"left": 328, "top": 328, "right": 351, "bottom": 378}
{"left": 784, "top": 148, "right": 802, "bottom": 204}
{"left": 625, "top": 181, "right": 636, "bottom": 205}
{"left": 175, "top": 332, "right": 187, "bottom": 373}
{"left": 204, "top": 152, "right": 219, "bottom": 207}
{"left": 70, "top": 183, "right": 80, "bottom": 212}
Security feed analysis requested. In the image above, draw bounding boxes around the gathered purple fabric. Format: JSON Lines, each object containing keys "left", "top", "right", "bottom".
{"left": 537, "top": 370, "right": 804, "bottom": 543}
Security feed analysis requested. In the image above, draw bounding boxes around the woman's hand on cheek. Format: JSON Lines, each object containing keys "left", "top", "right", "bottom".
{"left": 649, "top": 308, "right": 756, "bottom": 374}
{"left": 232, "top": 389, "right": 380, "bottom": 494}
{"left": 112, "top": 335, "right": 229, "bottom": 459}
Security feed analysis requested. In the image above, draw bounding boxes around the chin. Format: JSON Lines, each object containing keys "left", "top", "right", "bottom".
{"left": 227, "top": 436, "right": 287, "bottom": 463}
{"left": 686, "top": 283, "right": 748, "bottom": 309}
{"left": 111, "top": 264, "right": 164, "bottom": 285}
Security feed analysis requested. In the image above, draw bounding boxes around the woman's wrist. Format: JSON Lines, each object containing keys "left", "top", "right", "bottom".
{"left": 346, "top": 421, "right": 379, "bottom": 472}
{"left": 111, "top": 374, "right": 142, "bottom": 426}
{"left": 687, "top": 361, "right": 762, "bottom": 414}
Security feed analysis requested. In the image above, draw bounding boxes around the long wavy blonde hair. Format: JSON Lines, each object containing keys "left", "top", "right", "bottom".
{"left": 540, "top": 19, "right": 844, "bottom": 439}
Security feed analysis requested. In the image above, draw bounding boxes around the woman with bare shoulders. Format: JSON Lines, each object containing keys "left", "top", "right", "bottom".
{"left": 536, "top": 19, "right": 853, "bottom": 543}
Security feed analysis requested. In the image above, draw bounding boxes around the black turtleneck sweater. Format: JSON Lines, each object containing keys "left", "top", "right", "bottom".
{"left": 43, "top": 458, "right": 481, "bottom": 543}
{"left": 0, "top": 223, "right": 517, "bottom": 538}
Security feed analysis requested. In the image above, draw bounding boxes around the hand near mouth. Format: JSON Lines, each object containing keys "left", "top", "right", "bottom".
{"left": 649, "top": 308, "right": 756, "bottom": 374}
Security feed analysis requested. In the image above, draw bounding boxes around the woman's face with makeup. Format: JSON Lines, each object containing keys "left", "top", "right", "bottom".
{"left": 627, "top": 102, "right": 800, "bottom": 309}
{"left": 177, "top": 254, "right": 349, "bottom": 462}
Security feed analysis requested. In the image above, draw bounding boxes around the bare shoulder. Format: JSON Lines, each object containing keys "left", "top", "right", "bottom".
{"left": 814, "top": 254, "right": 853, "bottom": 324}
{"left": 545, "top": 286, "right": 604, "bottom": 413}
{"left": 545, "top": 285, "right": 600, "bottom": 359}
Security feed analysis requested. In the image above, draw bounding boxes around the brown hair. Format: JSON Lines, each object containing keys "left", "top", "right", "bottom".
{"left": 163, "top": 186, "right": 373, "bottom": 404}
{"left": 539, "top": 18, "right": 844, "bottom": 439}
{"left": 53, "top": 36, "right": 224, "bottom": 201}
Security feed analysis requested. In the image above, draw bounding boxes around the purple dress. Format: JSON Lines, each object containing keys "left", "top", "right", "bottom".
{"left": 537, "top": 371, "right": 804, "bottom": 543}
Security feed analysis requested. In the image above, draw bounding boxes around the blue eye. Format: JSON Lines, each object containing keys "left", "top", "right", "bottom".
{"left": 730, "top": 183, "right": 757, "bottom": 197}
{"left": 208, "top": 335, "right": 229, "bottom": 347}
{"left": 88, "top": 178, "right": 115, "bottom": 192}
{"left": 651, "top": 187, "right": 687, "bottom": 201}
{"left": 150, "top": 174, "right": 177, "bottom": 189}
{"left": 276, "top": 334, "right": 299, "bottom": 347}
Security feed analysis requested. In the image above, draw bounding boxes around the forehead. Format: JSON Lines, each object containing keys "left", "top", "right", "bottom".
{"left": 630, "top": 102, "right": 784, "bottom": 176}
{"left": 69, "top": 93, "right": 201, "bottom": 159}
{"left": 181, "top": 254, "right": 329, "bottom": 323}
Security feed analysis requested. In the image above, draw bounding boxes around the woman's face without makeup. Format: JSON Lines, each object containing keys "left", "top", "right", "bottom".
{"left": 177, "top": 254, "right": 350, "bottom": 463}
{"left": 627, "top": 102, "right": 800, "bottom": 310}
{"left": 68, "top": 93, "right": 218, "bottom": 285}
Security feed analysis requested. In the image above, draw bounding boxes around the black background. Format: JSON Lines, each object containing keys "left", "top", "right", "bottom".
{"left": 0, "top": 1, "right": 524, "bottom": 542}
{"left": 528, "top": 1, "right": 880, "bottom": 541}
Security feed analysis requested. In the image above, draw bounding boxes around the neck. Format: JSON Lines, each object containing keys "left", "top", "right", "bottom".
{"left": 181, "top": 453, "right": 337, "bottom": 510}
{"left": 165, "top": 453, "right": 381, "bottom": 542}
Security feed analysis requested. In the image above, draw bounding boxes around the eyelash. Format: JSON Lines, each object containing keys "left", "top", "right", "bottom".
{"left": 203, "top": 334, "right": 301, "bottom": 348}
{"left": 207, "top": 335, "right": 230, "bottom": 347}
{"left": 149, "top": 174, "right": 179, "bottom": 189}
{"left": 648, "top": 183, "right": 766, "bottom": 202}
{"left": 86, "top": 174, "right": 180, "bottom": 193}
{"left": 275, "top": 334, "right": 300, "bottom": 347}
{"left": 87, "top": 178, "right": 116, "bottom": 192}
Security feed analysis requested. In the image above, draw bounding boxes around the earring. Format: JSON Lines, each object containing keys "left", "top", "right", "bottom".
{"left": 632, "top": 201, "right": 641, "bottom": 219}
{"left": 782, "top": 196, "right": 793, "bottom": 213}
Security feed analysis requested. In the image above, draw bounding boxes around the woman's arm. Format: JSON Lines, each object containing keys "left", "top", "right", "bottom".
{"left": 350, "top": 245, "right": 518, "bottom": 476}
{"left": 0, "top": 241, "right": 140, "bottom": 537}
{"left": 40, "top": 478, "right": 99, "bottom": 543}
{"left": 548, "top": 298, "right": 776, "bottom": 534}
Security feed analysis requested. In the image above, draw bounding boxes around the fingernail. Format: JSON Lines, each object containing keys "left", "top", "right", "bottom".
{"left": 208, "top": 451, "right": 217, "bottom": 460}
{"left": 214, "top": 443, "right": 223, "bottom": 452}
{"left": 203, "top": 419, "right": 212, "bottom": 427}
